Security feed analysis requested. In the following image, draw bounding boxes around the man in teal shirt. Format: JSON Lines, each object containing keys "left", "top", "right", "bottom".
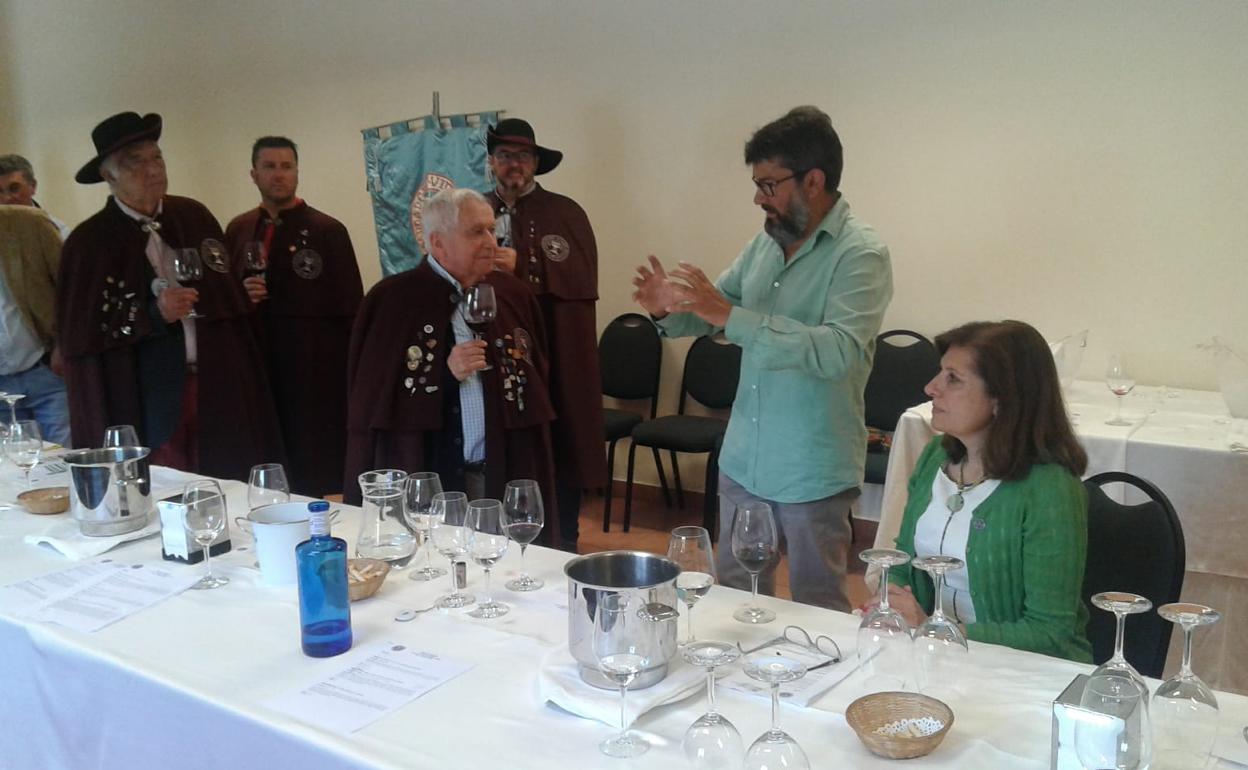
{"left": 633, "top": 106, "right": 892, "bottom": 612}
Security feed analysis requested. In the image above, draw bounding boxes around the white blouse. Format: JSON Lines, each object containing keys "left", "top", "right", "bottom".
{"left": 912, "top": 467, "right": 1001, "bottom": 625}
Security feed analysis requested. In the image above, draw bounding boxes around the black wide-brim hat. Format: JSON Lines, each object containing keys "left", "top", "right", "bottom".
{"left": 75, "top": 111, "right": 163, "bottom": 184}
{"left": 486, "top": 118, "right": 562, "bottom": 175}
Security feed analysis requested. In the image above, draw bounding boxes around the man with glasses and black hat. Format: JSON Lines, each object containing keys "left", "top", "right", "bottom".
{"left": 485, "top": 118, "right": 604, "bottom": 551}
{"left": 632, "top": 106, "right": 893, "bottom": 612}
{"left": 58, "top": 111, "right": 283, "bottom": 478}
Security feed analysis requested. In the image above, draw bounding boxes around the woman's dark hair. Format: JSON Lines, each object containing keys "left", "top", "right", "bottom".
{"left": 936, "top": 320, "right": 1087, "bottom": 480}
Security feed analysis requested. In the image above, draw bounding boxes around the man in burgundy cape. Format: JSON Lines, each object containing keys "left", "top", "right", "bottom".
{"left": 58, "top": 111, "right": 282, "bottom": 479}
{"left": 225, "top": 136, "right": 362, "bottom": 496}
{"left": 342, "top": 188, "right": 557, "bottom": 539}
{"left": 485, "top": 118, "right": 605, "bottom": 548}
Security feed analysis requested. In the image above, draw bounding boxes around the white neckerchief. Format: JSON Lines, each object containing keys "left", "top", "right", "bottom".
{"left": 115, "top": 197, "right": 196, "bottom": 364}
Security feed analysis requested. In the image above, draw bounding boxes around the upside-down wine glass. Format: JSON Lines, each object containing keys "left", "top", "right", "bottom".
{"left": 681, "top": 640, "right": 744, "bottom": 770}
{"left": 594, "top": 592, "right": 656, "bottom": 758}
{"left": 857, "top": 548, "right": 913, "bottom": 693}
{"left": 669, "top": 525, "right": 716, "bottom": 644}
{"left": 1, "top": 392, "right": 24, "bottom": 427}
{"left": 731, "top": 502, "right": 778, "bottom": 624}
{"left": 403, "top": 471, "right": 446, "bottom": 581}
{"left": 912, "top": 555, "right": 969, "bottom": 698}
{"left": 183, "top": 479, "right": 229, "bottom": 590}
{"left": 1090, "top": 591, "right": 1153, "bottom": 695}
{"left": 464, "top": 283, "right": 497, "bottom": 371}
{"left": 1105, "top": 354, "right": 1136, "bottom": 427}
{"left": 1153, "top": 603, "right": 1222, "bottom": 770}
{"left": 466, "top": 499, "right": 509, "bottom": 619}
{"left": 502, "top": 479, "right": 544, "bottom": 591}
{"left": 5, "top": 420, "right": 42, "bottom": 490}
{"left": 742, "top": 648, "right": 810, "bottom": 770}
{"left": 430, "top": 491, "right": 474, "bottom": 609}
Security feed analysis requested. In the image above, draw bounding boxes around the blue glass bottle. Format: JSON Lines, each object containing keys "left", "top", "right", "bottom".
{"left": 296, "top": 501, "right": 353, "bottom": 657}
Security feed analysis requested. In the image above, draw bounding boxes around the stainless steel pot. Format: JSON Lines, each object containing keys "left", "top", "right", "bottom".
{"left": 564, "top": 550, "right": 681, "bottom": 689}
{"left": 63, "top": 447, "right": 152, "bottom": 537}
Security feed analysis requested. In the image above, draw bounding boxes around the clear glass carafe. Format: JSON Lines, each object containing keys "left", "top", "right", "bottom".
{"left": 356, "top": 469, "right": 416, "bottom": 568}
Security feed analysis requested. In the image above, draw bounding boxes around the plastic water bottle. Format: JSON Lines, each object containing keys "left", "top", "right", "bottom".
{"left": 296, "top": 501, "right": 352, "bottom": 657}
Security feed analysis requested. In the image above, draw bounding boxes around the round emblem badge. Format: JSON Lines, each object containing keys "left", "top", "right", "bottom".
{"left": 200, "top": 239, "right": 230, "bottom": 273}
{"left": 540, "top": 234, "right": 570, "bottom": 263}
{"left": 292, "top": 249, "right": 323, "bottom": 280}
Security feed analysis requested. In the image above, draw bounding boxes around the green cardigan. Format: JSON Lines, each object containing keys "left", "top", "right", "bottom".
{"left": 890, "top": 438, "right": 1092, "bottom": 663}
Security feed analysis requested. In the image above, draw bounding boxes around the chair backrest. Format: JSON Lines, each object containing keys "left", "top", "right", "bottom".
{"left": 864, "top": 329, "right": 940, "bottom": 432}
{"left": 679, "top": 335, "right": 742, "bottom": 413}
{"left": 599, "top": 313, "right": 663, "bottom": 418}
{"left": 1082, "top": 471, "right": 1186, "bottom": 678}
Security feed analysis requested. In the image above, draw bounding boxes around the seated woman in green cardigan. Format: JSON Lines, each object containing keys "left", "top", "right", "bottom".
{"left": 883, "top": 319, "right": 1093, "bottom": 662}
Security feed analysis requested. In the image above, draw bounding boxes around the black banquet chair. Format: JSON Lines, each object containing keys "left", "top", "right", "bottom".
{"left": 622, "top": 334, "right": 741, "bottom": 533}
{"left": 1082, "top": 471, "right": 1186, "bottom": 678}
{"left": 863, "top": 329, "right": 940, "bottom": 486}
{"left": 598, "top": 313, "right": 663, "bottom": 532}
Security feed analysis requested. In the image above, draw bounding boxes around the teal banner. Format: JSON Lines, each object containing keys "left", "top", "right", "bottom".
{"left": 362, "top": 112, "right": 499, "bottom": 276}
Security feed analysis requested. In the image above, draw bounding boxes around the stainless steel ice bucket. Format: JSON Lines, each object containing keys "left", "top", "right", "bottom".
{"left": 63, "top": 447, "right": 152, "bottom": 537}
{"left": 564, "top": 550, "right": 681, "bottom": 689}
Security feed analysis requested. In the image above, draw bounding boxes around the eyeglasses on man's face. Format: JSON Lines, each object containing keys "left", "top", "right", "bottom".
{"left": 752, "top": 171, "right": 803, "bottom": 198}
{"left": 493, "top": 149, "right": 536, "bottom": 166}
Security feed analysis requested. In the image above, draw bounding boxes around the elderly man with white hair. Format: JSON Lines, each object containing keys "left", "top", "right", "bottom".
{"left": 341, "top": 188, "right": 556, "bottom": 524}
{"left": 57, "top": 111, "right": 283, "bottom": 475}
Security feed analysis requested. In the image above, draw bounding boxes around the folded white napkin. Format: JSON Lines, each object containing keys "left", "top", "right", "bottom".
{"left": 25, "top": 515, "right": 162, "bottom": 560}
{"left": 538, "top": 645, "right": 703, "bottom": 727}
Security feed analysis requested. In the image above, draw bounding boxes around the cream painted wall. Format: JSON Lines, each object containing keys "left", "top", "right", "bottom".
{"left": 3, "top": 0, "right": 1246, "bottom": 488}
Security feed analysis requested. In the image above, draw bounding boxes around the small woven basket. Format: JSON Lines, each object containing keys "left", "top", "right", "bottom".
{"left": 346, "top": 558, "right": 390, "bottom": 601}
{"left": 18, "top": 486, "right": 70, "bottom": 515}
{"left": 845, "top": 691, "right": 954, "bottom": 759}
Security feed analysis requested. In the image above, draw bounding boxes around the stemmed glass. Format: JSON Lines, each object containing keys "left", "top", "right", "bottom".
{"left": 594, "top": 593, "right": 655, "bottom": 758}
{"left": 502, "top": 479, "right": 545, "bottom": 591}
{"left": 242, "top": 240, "right": 268, "bottom": 278}
{"left": 103, "top": 424, "right": 140, "bottom": 448}
{"left": 1, "top": 393, "right": 24, "bottom": 427}
{"left": 464, "top": 283, "right": 497, "bottom": 371}
{"left": 857, "top": 548, "right": 913, "bottom": 693}
{"left": 183, "top": 479, "right": 229, "bottom": 590}
{"left": 742, "top": 649, "right": 810, "bottom": 770}
{"left": 1105, "top": 354, "right": 1136, "bottom": 426}
{"left": 5, "top": 420, "right": 42, "bottom": 490}
{"left": 466, "top": 499, "right": 509, "bottom": 619}
{"left": 430, "top": 491, "right": 474, "bottom": 609}
{"left": 912, "top": 555, "right": 969, "bottom": 697}
{"left": 668, "top": 526, "right": 716, "bottom": 643}
{"left": 1090, "top": 591, "right": 1153, "bottom": 693}
{"left": 171, "top": 248, "right": 205, "bottom": 318}
{"left": 247, "top": 463, "right": 290, "bottom": 510}
{"left": 731, "top": 502, "right": 778, "bottom": 624}
{"left": 1153, "top": 603, "right": 1221, "bottom": 770}
{"left": 403, "top": 472, "right": 447, "bottom": 581}
{"left": 681, "top": 640, "right": 744, "bottom": 769}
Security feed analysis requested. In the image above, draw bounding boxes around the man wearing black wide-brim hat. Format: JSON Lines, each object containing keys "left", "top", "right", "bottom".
{"left": 57, "top": 111, "right": 284, "bottom": 479}
{"left": 485, "top": 118, "right": 604, "bottom": 551}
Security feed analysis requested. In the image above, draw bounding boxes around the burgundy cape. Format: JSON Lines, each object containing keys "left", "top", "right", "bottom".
{"left": 488, "top": 185, "right": 605, "bottom": 488}
{"left": 342, "top": 261, "right": 557, "bottom": 536}
{"left": 58, "top": 195, "right": 284, "bottom": 480}
{"left": 225, "top": 201, "right": 362, "bottom": 496}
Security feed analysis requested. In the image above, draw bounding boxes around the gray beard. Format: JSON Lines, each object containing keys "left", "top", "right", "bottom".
{"left": 763, "top": 195, "right": 810, "bottom": 247}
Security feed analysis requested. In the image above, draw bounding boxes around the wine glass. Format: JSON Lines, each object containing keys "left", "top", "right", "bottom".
{"left": 502, "top": 479, "right": 545, "bottom": 591}
{"left": 1090, "top": 592, "right": 1153, "bottom": 695}
{"left": 1153, "top": 603, "right": 1221, "bottom": 770}
{"left": 731, "top": 502, "right": 778, "bottom": 624}
{"left": 103, "top": 424, "right": 140, "bottom": 448}
{"left": 668, "top": 526, "right": 716, "bottom": 643}
{"left": 857, "top": 548, "right": 913, "bottom": 693}
{"left": 464, "top": 283, "right": 497, "bottom": 371}
{"left": 1, "top": 392, "right": 24, "bottom": 426}
{"left": 1105, "top": 354, "right": 1136, "bottom": 426}
{"left": 594, "top": 592, "right": 655, "bottom": 758}
{"left": 5, "top": 419, "right": 42, "bottom": 489}
{"left": 183, "top": 479, "right": 229, "bottom": 590}
{"left": 1076, "top": 671, "right": 1152, "bottom": 770}
{"left": 912, "top": 555, "right": 969, "bottom": 698}
{"left": 403, "top": 471, "right": 447, "bottom": 581}
{"left": 242, "top": 240, "right": 268, "bottom": 277}
{"left": 430, "top": 491, "right": 475, "bottom": 609}
{"left": 171, "top": 248, "right": 205, "bottom": 318}
{"left": 681, "top": 640, "right": 744, "bottom": 769}
{"left": 247, "top": 463, "right": 290, "bottom": 510}
{"left": 466, "top": 499, "right": 509, "bottom": 619}
{"left": 742, "top": 649, "right": 810, "bottom": 770}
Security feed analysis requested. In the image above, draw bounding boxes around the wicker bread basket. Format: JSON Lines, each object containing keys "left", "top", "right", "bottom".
{"left": 347, "top": 558, "right": 390, "bottom": 601}
{"left": 845, "top": 691, "right": 954, "bottom": 759}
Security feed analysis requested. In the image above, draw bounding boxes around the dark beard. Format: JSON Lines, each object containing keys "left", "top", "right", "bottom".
{"left": 763, "top": 194, "right": 810, "bottom": 247}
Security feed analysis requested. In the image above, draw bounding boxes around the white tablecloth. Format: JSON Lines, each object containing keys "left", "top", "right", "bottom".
{"left": 872, "top": 380, "right": 1248, "bottom": 694}
{"left": 2, "top": 462, "right": 1247, "bottom": 769}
